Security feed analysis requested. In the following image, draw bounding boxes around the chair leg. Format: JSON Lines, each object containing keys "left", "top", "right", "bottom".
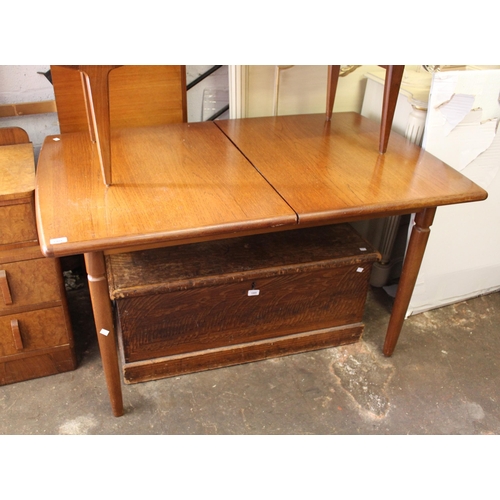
{"left": 379, "top": 65, "right": 405, "bottom": 153}
{"left": 325, "top": 65, "right": 341, "bottom": 121}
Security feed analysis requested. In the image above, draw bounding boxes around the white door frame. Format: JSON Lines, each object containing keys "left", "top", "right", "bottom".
{"left": 228, "top": 65, "right": 248, "bottom": 119}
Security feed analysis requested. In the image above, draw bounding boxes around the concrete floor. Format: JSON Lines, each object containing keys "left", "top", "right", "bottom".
{"left": 1, "top": 278, "right": 499, "bottom": 435}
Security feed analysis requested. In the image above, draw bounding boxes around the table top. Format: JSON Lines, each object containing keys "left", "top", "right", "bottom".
{"left": 35, "top": 121, "right": 297, "bottom": 257}
{"left": 216, "top": 113, "right": 488, "bottom": 226}
{"left": 35, "top": 113, "right": 488, "bottom": 258}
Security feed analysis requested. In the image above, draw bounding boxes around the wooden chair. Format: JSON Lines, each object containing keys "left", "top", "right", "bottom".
{"left": 50, "top": 64, "right": 402, "bottom": 185}
{"left": 326, "top": 65, "right": 405, "bottom": 154}
{"left": 50, "top": 65, "right": 187, "bottom": 186}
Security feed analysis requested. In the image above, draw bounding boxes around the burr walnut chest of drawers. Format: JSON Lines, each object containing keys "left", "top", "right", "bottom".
{"left": 0, "top": 142, "right": 76, "bottom": 385}
{"left": 106, "top": 223, "right": 379, "bottom": 384}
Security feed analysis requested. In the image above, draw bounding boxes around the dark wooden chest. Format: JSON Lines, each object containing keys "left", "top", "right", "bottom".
{"left": 106, "top": 223, "right": 379, "bottom": 384}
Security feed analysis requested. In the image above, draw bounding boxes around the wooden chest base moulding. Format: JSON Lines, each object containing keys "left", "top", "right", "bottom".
{"left": 106, "top": 223, "right": 380, "bottom": 384}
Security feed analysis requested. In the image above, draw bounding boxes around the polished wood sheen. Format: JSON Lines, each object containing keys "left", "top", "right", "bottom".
{"left": 326, "top": 65, "right": 404, "bottom": 153}
{"left": 51, "top": 66, "right": 187, "bottom": 133}
{"left": 54, "top": 66, "right": 123, "bottom": 185}
{"left": 216, "top": 113, "right": 487, "bottom": 224}
{"left": 35, "top": 110, "right": 488, "bottom": 416}
{"left": 51, "top": 65, "right": 188, "bottom": 186}
{"left": 36, "top": 121, "right": 297, "bottom": 258}
{"left": 84, "top": 251, "right": 123, "bottom": 416}
{"left": 383, "top": 207, "right": 436, "bottom": 356}
{"left": 215, "top": 112, "right": 488, "bottom": 358}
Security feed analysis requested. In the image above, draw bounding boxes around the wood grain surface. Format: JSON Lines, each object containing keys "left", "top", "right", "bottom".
{"left": 0, "top": 143, "right": 35, "bottom": 200}
{"left": 0, "top": 143, "right": 37, "bottom": 249}
{"left": 121, "top": 324, "right": 364, "bottom": 383}
{"left": 35, "top": 121, "right": 297, "bottom": 257}
{"left": 118, "top": 265, "right": 372, "bottom": 362}
{"left": 0, "top": 127, "right": 30, "bottom": 146}
{"left": 109, "top": 223, "right": 378, "bottom": 363}
{"left": 0, "top": 307, "right": 70, "bottom": 357}
{"left": 0, "top": 346, "right": 76, "bottom": 385}
{"left": 51, "top": 65, "right": 187, "bottom": 133}
{"left": 0, "top": 257, "right": 63, "bottom": 313}
{"left": 107, "top": 223, "right": 379, "bottom": 298}
{"left": 216, "top": 113, "right": 488, "bottom": 225}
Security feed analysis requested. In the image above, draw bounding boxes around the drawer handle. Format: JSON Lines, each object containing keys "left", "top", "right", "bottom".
{"left": 0, "top": 269, "right": 13, "bottom": 305}
{"left": 11, "top": 319, "right": 24, "bottom": 351}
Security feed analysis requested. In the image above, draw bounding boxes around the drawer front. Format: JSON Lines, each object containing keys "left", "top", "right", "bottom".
{"left": 0, "top": 257, "right": 62, "bottom": 311}
{"left": 118, "top": 263, "right": 373, "bottom": 362}
{"left": 0, "top": 203, "right": 37, "bottom": 248}
{"left": 0, "top": 346, "right": 77, "bottom": 386}
{"left": 0, "top": 307, "right": 69, "bottom": 357}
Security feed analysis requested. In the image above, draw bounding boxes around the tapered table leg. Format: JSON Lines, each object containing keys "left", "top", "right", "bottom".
{"left": 383, "top": 207, "right": 437, "bottom": 356}
{"left": 84, "top": 251, "right": 124, "bottom": 416}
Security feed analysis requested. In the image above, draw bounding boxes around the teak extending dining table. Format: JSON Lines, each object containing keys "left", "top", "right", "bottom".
{"left": 35, "top": 112, "right": 487, "bottom": 417}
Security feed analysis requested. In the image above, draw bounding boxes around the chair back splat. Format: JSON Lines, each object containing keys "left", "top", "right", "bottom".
{"left": 50, "top": 65, "right": 188, "bottom": 186}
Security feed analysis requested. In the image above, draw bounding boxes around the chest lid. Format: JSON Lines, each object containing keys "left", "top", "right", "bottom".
{"left": 106, "top": 223, "right": 380, "bottom": 299}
